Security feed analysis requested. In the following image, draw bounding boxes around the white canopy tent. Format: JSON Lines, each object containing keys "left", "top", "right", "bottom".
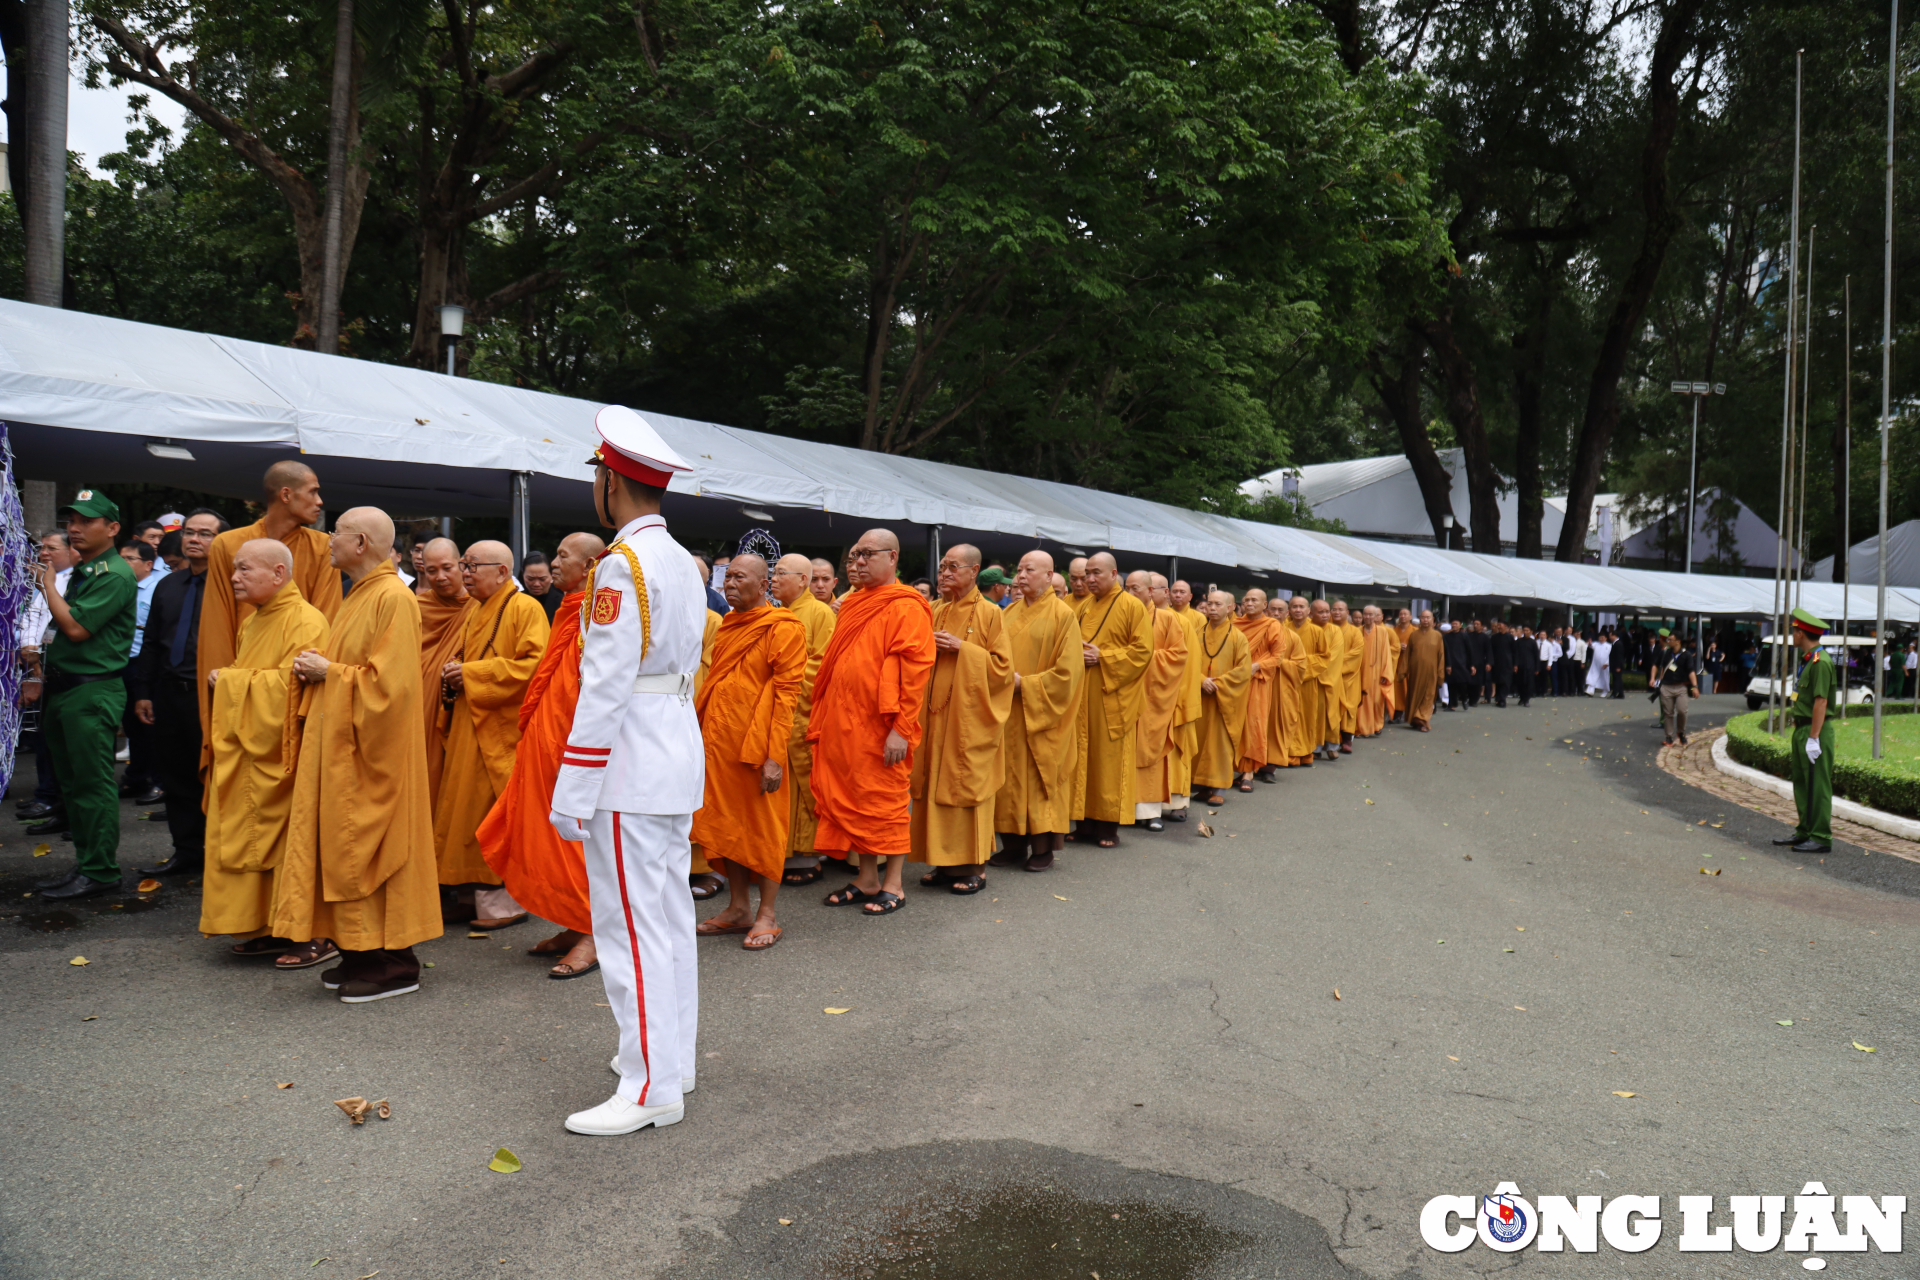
{"left": 1812, "top": 519, "right": 1920, "bottom": 589}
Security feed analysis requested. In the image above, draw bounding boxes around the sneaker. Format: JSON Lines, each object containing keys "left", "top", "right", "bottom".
{"left": 564, "top": 1094, "right": 684, "bottom": 1136}
{"left": 338, "top": 975, "right": 420, "bottom": 1003}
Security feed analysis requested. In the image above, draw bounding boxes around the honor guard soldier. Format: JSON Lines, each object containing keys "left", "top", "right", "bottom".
{"left": 1773, "top": 607, "right": 1837, "bottom": 855}
{"left": 548, "top": 406, "right": 708, "bottom": 1136}
{"left": 36, "top": 490, "right": 139, "bottom": 900}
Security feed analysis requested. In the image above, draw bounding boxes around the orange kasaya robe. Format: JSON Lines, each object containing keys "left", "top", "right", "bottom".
{"left": 271, "top": 564, "right": 441, "bottom": 952}
{"left": 1293, "top": 617, "right": 1334, "bottom": 750}
{"left": 200, "top": 582, "right": 330, "bottom": 939}
{"left": 807, "top": 582, "right": 935, "bottom": 856}
{"left": 1356, "top": 623, "right": 1395, "bottom": 737}
{"left": 1074, "top": 586, "right": 1154, "bottom": 825}
{"left": 1133, "top": 607, "right": 1191, "bottom": 807}
{"left": 1338, "top": 620, "right": 1364, "bottom": 736}
{"left": 1192, "top": 618, "right": 1252, "bottom": 790}
{"left": 1395, "top": 622, "right": 1415, "bottom": 713}
{"left": 417, "top": 588, "right": 473, "bottom": 806}
{"left": 477, "top": 590, "right": 593, "bottom": 934}
{"left": 432, "top": 585, "right": 550, "bottom": 886}
{"left": 994, "top": 592, "right": 1084, "bottom": 836}
{"left": 784, "top": 591, "right": 837, "bottom": 854}
{"left": 198, "top": 521, "right": 342, "bottom": 781}
{"left": 687, "top": 609, "right": 723, "bottom": 876}
{"left": 910, "top": 587, "right": 1015, "bottom": 867}
{"left": 1167, "top": 606, "right": 1206, "bottom": 800}
{"left": 690, "top": 605, "right": 808, "bottom": 881}
{"left": 1385, "top": 624, "right": 1405, "bottom": 713}
{"left": 1271, "top": 621, "right": 1309, "bottom": 764}
{"left": 1233, "top": 614, "right": 1282, "bottom": 774}
{"left": 1403, "top": 626, "right": 1445, "bottom": 730}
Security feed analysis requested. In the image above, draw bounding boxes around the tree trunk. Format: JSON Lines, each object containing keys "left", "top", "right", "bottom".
{"left": 1510, "top": 297, "right": 1550, "bottom": 561}
{"left": 317, "top": 0, "right": 357, "bottom": 355}
{"left": 1421, "top": 309, "right": 1502, "bottom": 554}
{"left": 1371, "top": 328, "right": 1458, "bottom": 547}
{"left": 0, "top": 0, "right": 29, "bottom": 255}
{"left": 1553, "top": 0, "right": 1701, "bottom": 562}
{"left": 22, "top": 0, "right": 66, "bottom": 308}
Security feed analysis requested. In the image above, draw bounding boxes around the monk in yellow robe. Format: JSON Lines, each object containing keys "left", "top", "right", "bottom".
{"left": 912, "top": 544, "right": 1015, "bottom": 892}
{"left": 993, "top": 550, "right": 1082, "bottom": 872}
{"left": 1071, "top": 552, "right": 1152, "bottom": 847}
{"left": 1290, "top": 597, "right": 1334, "bottom": 762}
{"left": 808, "top": 557, "right": 840, "bottom": 607}
{"left": 1355, "top": 605, "right": 1396, "bottom": 738}
{"left": 1384, "top": 610, "right": 1405, "bottom": 720}
{"left": 1192, "top": 590, "right": 1252, "bottom": 805}
{"left": 1232, "top": 590, "right": 1283, "bottom": 787}
{"left": 202, "top": 539, "right": 330, "bottom": 961}
{"left": 1156, "top": 576, "right": 1204, "bottom": 823}
{"left": 414, "top": 537, "right": 472, "bottom": 806}
{"left": 1067, "top": 556, "right": 1092, "bottom": 617}
{"left": 1050, "top": 572, "right": 1068, "bottom": 600}
{"left": 274, "top": 507, "right": 441, "bottom": 1002}
{"left": 431, "top": 540, "right": 550, "bottom": 929}
{"left": 477, "top": 531, "right": 605, "bottom": 978}
{"left": 1393, "top": 608, "right": 1415, "bottom": 722}
{"left": 1331, "top": 600, "right": 1364, "bottom": 753}
{"left": 1125, "top": 571, "right": 1190, "bottom": 831}
{"left": 770, "top": 553, "right": 839, "bottom": 885}
{"left": 691, "top": 555, "right": 807, "bottom": 950}
{"left": 1402, "top": 609, "right": 1445, "bottom": 731}
{"left": 198, "top": 460, "right": 342, "bottom": 782}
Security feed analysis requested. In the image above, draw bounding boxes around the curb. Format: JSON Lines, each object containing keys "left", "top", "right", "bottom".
{"left": 1710, "top": 733, "right": 1920, "bottom": 844}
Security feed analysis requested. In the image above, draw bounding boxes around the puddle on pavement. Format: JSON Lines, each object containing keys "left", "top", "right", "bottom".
{"left": 7, "top": 891, "right": 166, "bottom": 931}
{"left": 16, "top": 909, "right": 83, "bottom": 932}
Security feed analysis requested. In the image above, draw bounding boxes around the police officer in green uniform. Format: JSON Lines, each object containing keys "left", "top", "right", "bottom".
{"left": 1772, "top": 606, "right": 1836, "bottom": 855}
{"left": 34, "top": 490, "right": 137, "bottom": 900}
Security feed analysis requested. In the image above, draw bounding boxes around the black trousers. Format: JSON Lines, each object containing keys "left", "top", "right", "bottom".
{"left": 1514, "top": 668, "right": 1533, "bottom": 704}
{"left": 151, "top": 679, "right": 206, "bottom": 861}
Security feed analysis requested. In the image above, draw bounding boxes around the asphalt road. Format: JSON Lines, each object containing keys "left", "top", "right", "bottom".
{"left": 3, "top": 690, "right": 1916, "bottom": 1280}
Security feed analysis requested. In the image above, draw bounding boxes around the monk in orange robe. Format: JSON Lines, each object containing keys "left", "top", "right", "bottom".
{"left": 1331, "top": 600, "right": 1364, "bottom": 753}
{"left": 274, "top": 508, "right": 441, "bottom": 1002}
{"left": 1393, "top": 608, "right": 1415, "bottom": 722}
{"left": 771, "top": 553, "right": 839, "bottom": 885}
{"left": 1067, "top": 556, "right": 1092, "bottom": 618}
{"left": 1355, "top": 605, "right": 1396, "bottom": 738}
{"left": 1154, "top": 575, "right": 1204, "bottom": 823}
{"left": 414, "top": 537, "right": 471, "bottom": 806}
{"left": 477, "top": 531, "right": 604, "bottom": 978}
{"left": 1072, "top": 552, "right": 1153, "bottom": 847}
{"left": 993, "top": 550, "right": 1083, "bottom": 871}
{"left": 1384, "top": 609, "right": 1405, "bottom": 720}
{"left": 199, "top": 460, "right": 342, "bottom": 782}
{"left": 1290, "top": 597, "right": 1333, "bottom": 762}
{"left": 1193, "top": 590, "right": 1252, "bottom": 805}
{"left": 691, "top": 555, "right": 807, "bottom": 949}
{"left": 1232, "top": 589, "right": 1283, "bottom": 789}
{"left": 1126, "top": 571, "right": 1190, "bottom": 830}
{"left": 1403, "top": 609, "right": 1445, "bottom": 731}
{"left": 812, "top": 528, "right": 935, "bottom": 915}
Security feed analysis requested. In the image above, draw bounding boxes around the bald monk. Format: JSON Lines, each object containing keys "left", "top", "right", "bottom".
{"left": 770, "top": 553, "right": 839, "bottom": 885}
{"left": 201, "top": 539, "right": 330, "bottom": 961}
{"left": 1192, "top": 590, "right": 1252, "bottom": 806}
{"left": 813, "top": 528, "right": 935, "bottom": 914}
{"left": 1274, "top": 595, "right": 1312, "bottom": 767}
{"left": 1384, "top": 608, "right": 1406, "bottom": 722}
{"left": 1331, "top": 600, "right": 1363, "bottom": 754}
{"left": 199, "top": 461, "right": 343, "bottom": 779}
{"left": 690, "top": 555, "right": 807, "bottom": 950}
{"left": 432, "top": 541, "right": 550, "bottom": 929}
{"left": 1051, "top": 573, "right": 1068, "bottom": 600}
{"left": 912, "top": 544, "right": 1015, "bottom": 894}
{"left": 1071, "top": 552, "right": 1152, "bottom": 848}
{"left": 1126, "top": 570, "right": 1189, "bottom": 833}
{"left": 1232, "top": 589, "right": 1284, "bottom": 789}
{"left": 1067, "top": 557, "right": 1091, "bottom": 616}
{"left": 415, "top": 537, "right": 472, "bottom": 806}
{"left": 1288, "top": 597, "right": 1331, "bottom": 762}
{"left": 993, "top": 550, "right": 1082, "bottom": 872}
{"left": 478, "top": 531, "right": 605, "bottom": 978}
{"left": 1403, "top": 609, "right": 1445, "bottom": 731}
{"left": 1356, "top": 605, "right": 1396, "bottom": 738}
{"left": 274, "top": 507, "right": 441, "bottom": 1002}
{"left": 1156, "top": 574, "right": 1204, "bottom": 823}
{"left": 1393, "top": 607, "right": 1415, "bottom": 722}
{"left": 809, "top": 557, "right": 839, "bottom": 606}
{"left": 1311, "top": 599, "right": 1346, "bottom": 760}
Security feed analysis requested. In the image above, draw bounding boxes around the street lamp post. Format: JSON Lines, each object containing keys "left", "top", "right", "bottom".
{"left": 1668, "top": 381, "right": 1726, "bottom": 577}
{"left": 438, "top": 304, "right": 466, "bottom": 378}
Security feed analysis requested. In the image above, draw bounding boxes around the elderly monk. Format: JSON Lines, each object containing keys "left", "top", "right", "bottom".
{"left": 1156, "top": 574, "right": 1205, "bottom": 823}
{"left": 202, "top": 539, "right": 330, "bottom": 963}
{"left": 415, "top": 538, "right": 472, "bottom": 806}
{"left": 1192, "top": 590, "right": 1253, "bottom": 806}
{"left": 1125, "top": 571, "right": 1190, "bottom": 833}
{"left": 274, "top": 508, "right": 440, "bottom": 1002}
{"left": 1331, "top": 600, "right": 1363, "bottom": 754}
{"left": 1312, "top": 599, "right": 1346, "bottom": 759}
{"left": 432, "top": 541, "right": 550, "bottom": 929}
{"left": 1402, "top": 609, "right": 1445, "bottom": 731}
{"left": 1067, "top": 557, "right": 1092, "bottom": 615}
{"left": 1231, "top": 589, "right": 1284, "bottom": 789}
{"left": 478, "top": 532, "right": 605, "bottom": 978}
{"left": 1393, "top": 607, "right": 1415, "bottom": 722}
{"left": 910, "top": 544, "right": 1015, "bottom": 894}
{"left": 993, "top": 550, "right": 1083, "bottom": 872}
{"left": 769, "top": 553, "right": 839, "bottom": 886}
{"left": 809, "top": 557, "right": 840, "bottom": 607}
{"left": 1356, "top": 605, "right": 1396, "bottom": 738}
{"left": 691, "top": 555, "right": 807, "bottom": 950}
{"left": 1051, "top": 572, "right": 1068, "bottom": 600}
{"left": 1069, "top": 553, "right": 1153, "bottom": 848}
{"left": 199, "top": 461, "right": 343, "bottom": 780}
{"left": 1289, "top": 597, "right": 1332, "bottom": 762}
{"left": 813, "top": 529, "right": 936, "bottom": 915}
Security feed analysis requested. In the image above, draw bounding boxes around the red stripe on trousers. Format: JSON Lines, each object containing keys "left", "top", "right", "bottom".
{"left": 611, "top": 814, "right": 651, "bottom": 1105}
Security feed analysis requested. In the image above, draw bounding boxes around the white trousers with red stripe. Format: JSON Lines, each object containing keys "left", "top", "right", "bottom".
{"left": 584, "top": 810, "right": 696, "bottom": 1107}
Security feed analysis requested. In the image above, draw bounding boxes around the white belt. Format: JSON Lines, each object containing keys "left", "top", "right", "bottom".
{"left": 633, "top": 672, "right": 695, "bottom": 700}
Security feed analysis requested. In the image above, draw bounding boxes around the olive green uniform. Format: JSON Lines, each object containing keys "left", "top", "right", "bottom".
{"left": 1787, "top": 647, "right": 1838, "bottom": 848}
{"left": 44, "top": 550, "right": 137, "bottom": 884}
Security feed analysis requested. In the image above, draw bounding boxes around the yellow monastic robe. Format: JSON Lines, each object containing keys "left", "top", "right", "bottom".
{"left": 1385, "top": 624, "right": 1405, "bottom": 713}
{"left": 1403, "top": 626, "right": 1445, "bottom": 729}
{"left": 691, "top": 608, "right": 722, "bottom": 876}
{"left": 785, "top": 591, "right": 837, "bottom": 854}
{"left": 417, "top": 589, "right": 473, "bottom": 807}
{"left": 200, "top": 583, "right": 330, "bottom": 939}
{"left": 271, "top": 564, "right": 441, "bottom": 952}
{"left": 911, "top": 587, "right": 1015, "bottom": 866}
{"left": 994, "top": 592, "right": 1084, "bottom": 836}
{"left": 1293, "top": 618, "right": 1334, "bottom": 750}
{"left": 1073, "top": 585, "right": 1153, "bottom": 824}
{"left": 1356, "top": 623, "right": 1395, "bottom": 737}
{"left": 1268, "top": 620, "right": 1310, "bottom": 765}
{"left": 1132, "top": 608, "right": 1191, "bottom": 806}
{"left": 1167, "top": 606, "right": 1206, "bottom": 799}
{"left": 432, "top": 585, "right": 549, "bottom": 886}
{"left": 1193, "top": 619, "right": 1252, "bottom": 790}
{"left": 1394, "top": 622, "right": 1415, "bottom": 712}
{"left": 1338, "top": 621, "right": 1364, "bottom": 735}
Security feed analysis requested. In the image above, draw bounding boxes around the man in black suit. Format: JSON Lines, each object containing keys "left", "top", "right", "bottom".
{"left": 1512, "top": 625, "right": 1537, "bottom": 706}
{"left": 1463, "top": 619, "right": 1492, "bottom": 707}
{"left": 1442, "top": 621, "right": 1470, "bottom": 711}
{"left": 1490, "top": 621, "right": 1514, "bottom": 708}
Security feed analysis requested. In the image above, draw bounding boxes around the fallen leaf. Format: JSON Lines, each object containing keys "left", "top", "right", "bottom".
{"left": 1700, "top": 867, "right": 1722, "bottom": 876}
{"left": 1053, "top": 895, "right": 1070, "bottom": 901}
{"left": 1777, "top": 1020, "right": 1794, "bottom": 1027}
{"left": 1514, "top": 1006, "right": 1527, "bottom": 1011}
{"left": 277, "top": 1081, "right": 294, "bottom": 1089}
{"left": 136, "top": 878, "right": 161, "bottom": 893}
{"left": 1463, "top": 854, "right": 1472, "bottom": 860}
{"left": 1503, "top": 948, "right": 1515, "bottom": 953}
{"left": 32, "top": 843, "right": 50, "bottom": 857}
{"left": 376, "top": 1099, "right": 391, "bottom": 1120}
{"left": 778, "top": 1219, "right": 793, "bottom": 1226}
{"left": 1515, "top": 927, "right": 1525, "bottom": 932}
{"left": 81, "top": 1014, "right": 97, "bottom": 1020}
{"left": 1435, "top": 939, "right": 1446, "bottom": 944}
{"left": 1196, "top": 821, "right": 1213, "bottom": 837}
{"left": 1364, "top": 798, "right": 1375, "bottom": 805}
{"left": 423, "top": 962, "right": 435, "bottom": 968}
{"left": 1612, "top": 1091, "right": 1637, "bottom": 1098}
{"left": 69, "top": 956, "right": 89, "bottom": 966}
{"left": 1854, "top": 1042, "right": 1877, "bottom": 1053}
{"left": 1447, "top": 1055, "right": 1460, "bottom": 1062}
{"left": 361, "top": 1273, "right": 381, "bottom": 1279}
{"left": 488, "top": 1147, "right": 522, "bottom": 1173}
{"left": 334, "top": 1097, "right": 373, "bottom": 1124}
{"left": 467, "top": 932, "right": 488, "bottom": 939}
{"left": 311, "top": 1260, "right": 329, "bottom": 1269}
{"left": 823, "top": 1007, "right": 850, "bottom": 1015}
{"left": 1332, "top": 988, "right": 1341, "bottom": 1000}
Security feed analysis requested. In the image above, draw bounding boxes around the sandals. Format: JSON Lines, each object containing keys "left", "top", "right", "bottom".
{"left": 1143, "top": 819, "right": 1164, "bottom": 833}
{"left": 1206, "top": 792, "right": 1228, "bottom": 805}
{"left": 696, "top": 918, "right": 753, "bottom": 936}
{"left": 946, "top": 874, "right": 986, "bottom": 895}
{"left": 783, "top": 863, "right": 826, "bottom": 886}
{"left": 920, "top": 869, "right": 957, "bottom": 887}
{"left": 274, "top": 939, "right": 339, "bottom": 970}
{"left": 689, "top": 874, "right": 725, "bottom": 900}
{"left": 743, "top": 927, "right": 782, "bottom": 951}
{"left": 861, "top": 890, "right": 906, "bottom": 915}
{"left": 548, "top": 958, "right": 601, "bottom": 980}
{"left": 230, "top": 937, "right": 293, "bottom": 958}
{"left": 470, "top": 912, "right": 527, "bottom": 931}
{"left": 824, "top": 884, "right": 878, "bottom": 907}
{"left": 1236, "top": 780, "right": 1254, "bottom": 793}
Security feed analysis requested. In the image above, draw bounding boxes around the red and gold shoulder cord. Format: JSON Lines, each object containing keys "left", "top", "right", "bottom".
{"left": 578, "top": 541, "right": 652, "bottom": 661}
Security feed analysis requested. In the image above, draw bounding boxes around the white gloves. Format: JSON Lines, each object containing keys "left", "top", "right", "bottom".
{"left": 549, "top": 809, "right": 588, "bottom": 842}
{"left": 1805, "top": 739, "right": 1822, "bottom": 764}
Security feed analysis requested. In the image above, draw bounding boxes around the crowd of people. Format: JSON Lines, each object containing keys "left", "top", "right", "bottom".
{"left": 11, "top": 408, "right": 1727, "bottom": 1136}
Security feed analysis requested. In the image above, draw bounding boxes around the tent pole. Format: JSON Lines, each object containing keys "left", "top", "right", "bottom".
{"left": 927, "top": 525, "right": 942, "bottom": 582}
{"left": 508, "top": 471, "right": 532, "bottom": 572}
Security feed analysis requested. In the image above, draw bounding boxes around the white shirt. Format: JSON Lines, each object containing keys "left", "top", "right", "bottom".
{"left": 551, "top": 514, "right": 707, "bottom": 819}
{"left": 16, "top": 566, "right": 71, "bottom": 649}
{"left": 1538, "top": 638, "right": 1561, "bottom": 663}
{"left": 1567, "top": 636, "right": 1587, "bottom": 663}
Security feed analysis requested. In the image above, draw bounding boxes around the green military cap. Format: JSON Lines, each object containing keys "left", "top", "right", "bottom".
{"left": 1656, "top": 627, "right": 1671, "bottom": 638}
{"left": 977, "top": 566, "right": 1011, "bottom": 586}
{"left": 1790, "top": 606, "right": 1828, "bottom": 637}
{"left": 57, "top": 488, "right": 121, "bottom": 522}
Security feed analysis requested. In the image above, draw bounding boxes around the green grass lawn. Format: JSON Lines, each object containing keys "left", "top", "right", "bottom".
{"left": 1824, "top": 710, "right": 1920, "bottom": 781}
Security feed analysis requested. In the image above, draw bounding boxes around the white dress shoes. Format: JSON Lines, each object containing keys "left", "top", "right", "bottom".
{"left": 564, "top": 1094, "right": 685, "bottom": 1136}
{"left": 610, "top": 1055, "right": 693, "bottom": 1092}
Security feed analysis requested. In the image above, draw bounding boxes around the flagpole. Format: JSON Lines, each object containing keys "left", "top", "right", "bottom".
{"left": 1770, "top": 50, "right": 1803, "bottom": 735}
{"left": 1875, "top": 2, "right": 1899, "bottom": 760}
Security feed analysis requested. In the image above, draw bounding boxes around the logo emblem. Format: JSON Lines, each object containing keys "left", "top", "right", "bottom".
{"left": 1483, "top": 1192, "right": 1528, "bottom": 1246}
{"left": 76, "top": 489, "right": 93, "bottom": 501}
{"left": 592, "top": 587, "right": 621, "bottom": 625}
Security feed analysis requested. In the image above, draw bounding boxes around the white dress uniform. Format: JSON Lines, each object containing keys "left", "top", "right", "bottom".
{"left": 549, "top": 407, "right": 708, "bottom": 1136}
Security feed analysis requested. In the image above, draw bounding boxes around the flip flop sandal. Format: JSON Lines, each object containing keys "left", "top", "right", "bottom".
{"left": 274, "top": 940, "right": 340, "bottom": 970}
{"left": 1164, "top": 810, "right": 1187, "bottom": 823}
{"left": 861, "top": 890, "right": 906, "bottom": 915}
{"left": 743, "top": 927, "right": 783, "bottom": 951}
{"left": 548, "top": 958, "right": 601, "bottom": 980}
{"left": 527, "top": 937, "right": 574, "bottom": 956}
{"left": 696, "top": 919, "right": 753, "bottom": 936}
{"left": 947, "top": 874, "right": 986, "bottom": 895}
{"left": 689, "top": 876, "right": 726, "bottom": 900}
{"left": 1236, "top": 781, "right": 1254, "bottom": 793}
{"left": 231, "top": 937, "right": 294, "bottom": 957}
{"left": 824, "top": 884, "right": 878, "bottom": 907}
{"left": 470, "top": 913, "right": 527, "bottom": 931}
{"left": 783, "top": 864, "right": 826, "bottom": 886}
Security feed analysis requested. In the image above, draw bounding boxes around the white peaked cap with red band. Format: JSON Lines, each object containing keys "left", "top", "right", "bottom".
{"left": 588, "top": 404, "right": 692, "bottom": 489}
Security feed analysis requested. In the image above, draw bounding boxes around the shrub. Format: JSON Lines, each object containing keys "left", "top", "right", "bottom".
{"left": 1724, "top": 709, "right": 1920, "bottom": 819}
